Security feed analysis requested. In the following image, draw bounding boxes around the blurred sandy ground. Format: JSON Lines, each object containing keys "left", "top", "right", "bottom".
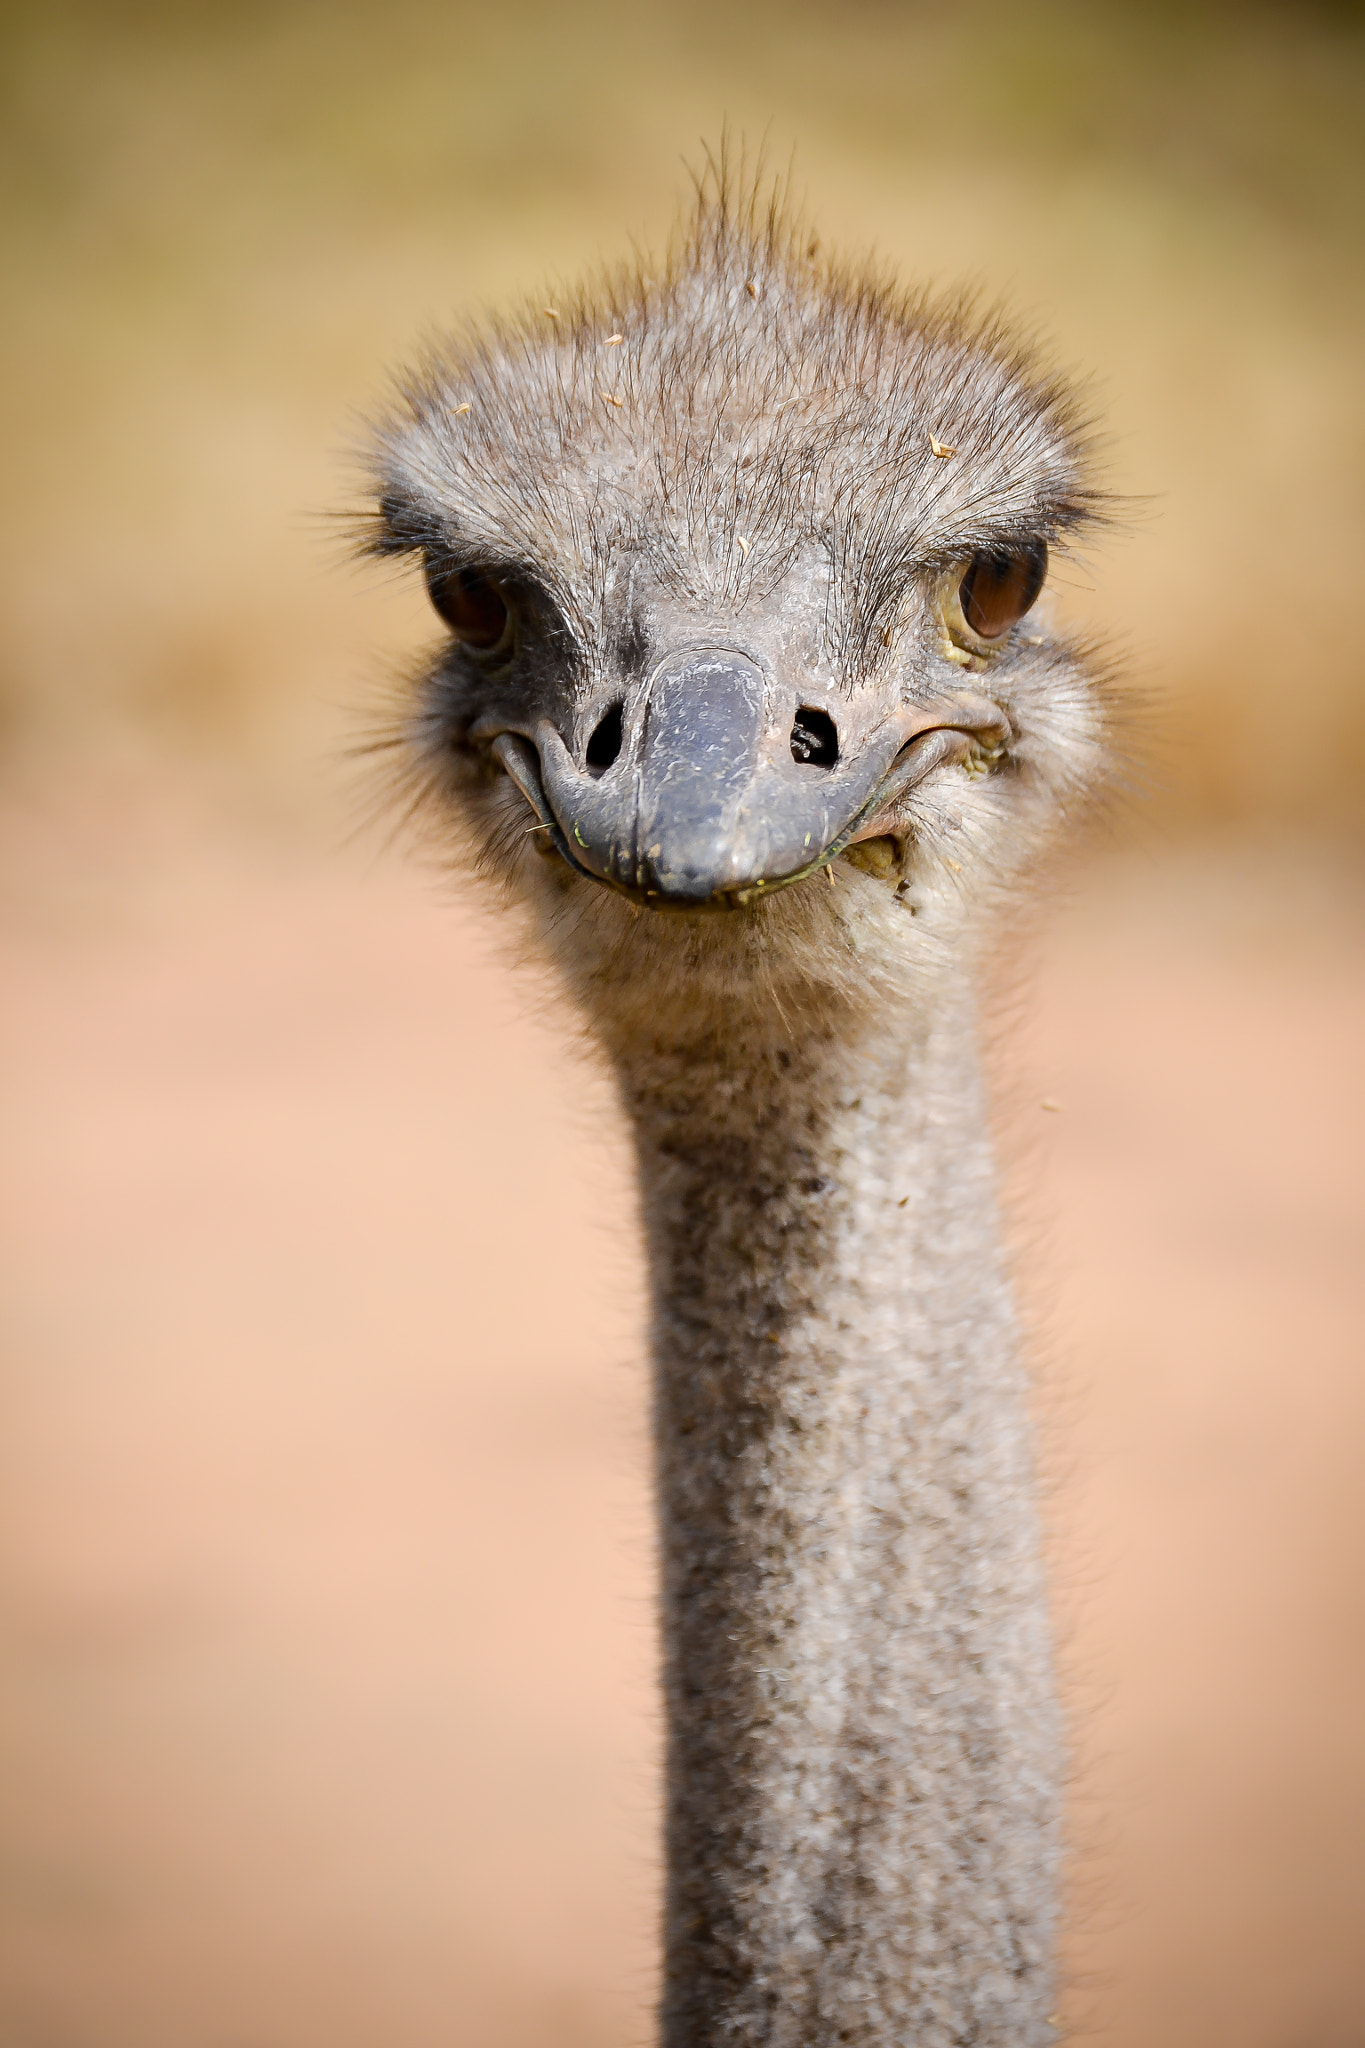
{"left": 0, "top": 2, "right": 1362, "bottom": 2043}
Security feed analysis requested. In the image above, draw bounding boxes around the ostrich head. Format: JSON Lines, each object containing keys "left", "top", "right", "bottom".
{"left": 365, "top": 180, "right": 1106, "bottom": 1040}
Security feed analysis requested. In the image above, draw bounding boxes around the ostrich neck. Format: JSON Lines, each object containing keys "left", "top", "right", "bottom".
{"left": 611, "top": 984, "right": 1059, "bottom": 2048}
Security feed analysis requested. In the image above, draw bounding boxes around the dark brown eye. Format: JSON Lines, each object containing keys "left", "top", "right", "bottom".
{"left": 958, "top": 542, "right": 1047, "bottom": 640}
{"left": 424, "top": 560, "right": 511, "bottom": 650}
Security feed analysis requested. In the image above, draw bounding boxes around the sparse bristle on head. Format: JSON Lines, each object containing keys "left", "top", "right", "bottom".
{"left": 365, "top": 155, "right": 1101, "bottom": 653}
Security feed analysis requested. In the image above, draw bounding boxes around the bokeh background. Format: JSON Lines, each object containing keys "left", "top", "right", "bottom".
{"left": 1, "top": 3, "right": 1362, "bottom": 2044}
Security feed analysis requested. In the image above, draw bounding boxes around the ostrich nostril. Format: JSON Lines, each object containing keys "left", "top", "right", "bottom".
{"left": 585, "top": 700, "right": 624, "bottom": 774}
{"left": 791, "top": 707, "right": 838, "bottom": 768}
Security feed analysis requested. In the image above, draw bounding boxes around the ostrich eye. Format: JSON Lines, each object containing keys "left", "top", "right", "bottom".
{"left": 424, "top": 560, "right": 512, "bottom": 651}
{"left": 958, "top": 542, "right": 1047, "bottom": 640}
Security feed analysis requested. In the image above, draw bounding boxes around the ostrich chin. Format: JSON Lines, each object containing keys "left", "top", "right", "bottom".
{"left": 418, "top": 602, "right": 1103, "bottom": 1046}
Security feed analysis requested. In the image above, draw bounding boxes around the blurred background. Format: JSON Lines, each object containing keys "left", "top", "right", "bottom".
{"left": 1, "top": 2, "right": 1362, "bottom": 2044}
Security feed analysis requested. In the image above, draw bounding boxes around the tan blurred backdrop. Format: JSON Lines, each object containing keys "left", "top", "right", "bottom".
{"left": 1, "top": 4, "right": 1362, "bottom": 2045}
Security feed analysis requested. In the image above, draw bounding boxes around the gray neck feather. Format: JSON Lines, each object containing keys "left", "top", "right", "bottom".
{"left": 610, "top": 988, "right": 1059, "bottom": 2047}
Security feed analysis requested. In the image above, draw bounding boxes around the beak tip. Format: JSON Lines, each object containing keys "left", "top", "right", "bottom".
{"left": 642, "top": 831, "right": 758, "bottom": 902}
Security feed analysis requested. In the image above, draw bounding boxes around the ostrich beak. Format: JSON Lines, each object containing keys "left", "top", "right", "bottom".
{"left": 493, "top": 647, "right": 1008, "bottom": 907}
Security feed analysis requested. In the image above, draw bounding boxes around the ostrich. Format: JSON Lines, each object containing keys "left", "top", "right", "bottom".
{"left": 362, "top": 171, "right": 1107, "bottom": 2047}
